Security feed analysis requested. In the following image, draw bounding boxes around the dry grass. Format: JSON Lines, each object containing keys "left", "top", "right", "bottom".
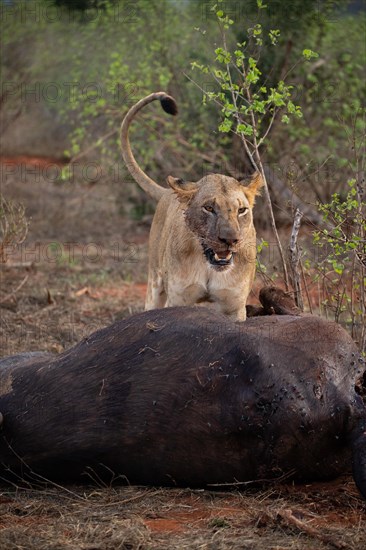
{"left": 0, "top": 193, "right": 28, "bottom": 263}
{"left": 0, "top": 479, "right": 365, "bottom": 549}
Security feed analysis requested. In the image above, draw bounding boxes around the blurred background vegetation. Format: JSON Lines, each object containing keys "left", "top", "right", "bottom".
{"left": 0, "top": 0, "right": 365, "bottom": 347}
{"left": 1, "top": 1, "right": 364, "bottom": 194}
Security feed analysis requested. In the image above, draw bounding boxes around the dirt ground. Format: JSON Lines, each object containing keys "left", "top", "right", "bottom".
{"left": 0, "top": 158, "right": 365, "bottom": 549}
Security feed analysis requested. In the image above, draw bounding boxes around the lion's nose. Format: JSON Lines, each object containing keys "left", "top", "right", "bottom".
{"left": 218, "top": 236, "right": 239, "bottom": 247}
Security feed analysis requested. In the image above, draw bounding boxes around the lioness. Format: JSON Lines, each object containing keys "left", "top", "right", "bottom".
{"left": 121, "top": 92, "right": 263, "bottom": 320}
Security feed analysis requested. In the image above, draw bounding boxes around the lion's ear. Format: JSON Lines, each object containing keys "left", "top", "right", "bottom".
{"left": 241, "top": 171, "right": 264, "bottom": 208}
{"left": 167, "top": 176, "right": 198, "bottom": 203}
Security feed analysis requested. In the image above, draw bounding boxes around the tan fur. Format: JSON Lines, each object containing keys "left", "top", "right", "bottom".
{"left": 121, "top": 92, "right": 263, "bottom": 320}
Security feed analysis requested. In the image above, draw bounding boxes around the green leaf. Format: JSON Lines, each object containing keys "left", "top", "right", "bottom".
{"left": 237, "top": 123, "right": 254, "bottom": 136}
{"left": 257, "top": 0, "right": 268, "bottom": 9}
{"left": 252, "top": 100, "right": 266, "bottom": 113}
{"left": 215, "top": 47, "right": 231, "bottom": 64}
{"left": 303, "top": 49, "right": 319, "bottom": 60}
{"left": 269, "top": 29, "right": 280, "bottom": 45}
{"left": 219, "top": 118, "right": 233, "bottom": 133}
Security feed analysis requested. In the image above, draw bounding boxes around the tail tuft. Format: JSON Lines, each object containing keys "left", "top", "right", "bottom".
{"left": 160, "top": 95, "right": 178, "bottom": 116}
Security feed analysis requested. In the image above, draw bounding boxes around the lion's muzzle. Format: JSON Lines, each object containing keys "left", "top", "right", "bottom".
{"left": 203, "top": 247, "right": 234, "bottom": 269}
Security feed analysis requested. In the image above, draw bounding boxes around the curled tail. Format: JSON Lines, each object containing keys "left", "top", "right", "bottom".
{"left": 120, "top": 92, "right": 178, "bottom": 201}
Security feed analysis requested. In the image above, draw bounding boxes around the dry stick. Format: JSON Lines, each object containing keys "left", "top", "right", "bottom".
{"left": 226, "top": 71, "right": 290, "bottom": 288}
{"left": 259, "top": 162, "right": 290, "bottom": 290}
{"left": 360, "top": 260, "right": 366, "bottom": 349}
{"left": 243, "top": 106, "right": 290, "bottom": 288}
{"left": 207, "top": 469, "right": 296, "bottom": 488}
{"left": 234, "top": 52, "right": 290, "bottom": 289}
{"left": 187, "top": 44, "right": 290, "bottom": 289}
{"left": 276, "top": 509, "right": 348, "bottom": 550}
{"left": 238, "top": 130, "right": 290, "bottom": 289}
{"left": 0, "top": 274, "right": 29, "bottom": 304}
{"left": 300, "top": 258, "right": 313, "bottom": 314}
{"left": 289, "top": 209, "right": 304, "bottom": 310}
{"left": 350, "top": 253, "right": 357, "bottom": 341}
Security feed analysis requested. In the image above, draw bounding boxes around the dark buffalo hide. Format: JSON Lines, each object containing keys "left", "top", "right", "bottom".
{"left": 0, "top": 307, "right": 365, "bottom": 498}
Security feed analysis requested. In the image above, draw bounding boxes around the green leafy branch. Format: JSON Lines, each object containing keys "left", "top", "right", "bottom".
{"left": 314, "top": 179, "right": 366, "bottom": 273}
{"left": 190, "top": 0, "right": 317, "bottom": 289}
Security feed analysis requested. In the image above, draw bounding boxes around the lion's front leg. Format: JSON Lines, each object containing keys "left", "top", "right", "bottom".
{"left": 145, "top": 272, "right": 167, "bottom": 310}
{"left": 165, "top": 282, "right": 208, "bottom": 308}
{"left": 209, "top": 289, "right": 248, "bottom": 321}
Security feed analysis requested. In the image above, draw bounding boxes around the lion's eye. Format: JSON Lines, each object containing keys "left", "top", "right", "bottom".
{"left": 238, "top": 207, "right": 248, "bottom": 216}
{"left": 203, "top": 205, "right": 214, "bottom": 213}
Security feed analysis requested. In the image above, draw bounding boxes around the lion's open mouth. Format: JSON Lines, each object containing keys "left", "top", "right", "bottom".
{"left": 203, "top": 248, "right": 234, "bottom": 268}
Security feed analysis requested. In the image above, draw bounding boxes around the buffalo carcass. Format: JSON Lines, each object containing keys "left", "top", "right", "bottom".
{"left": 0, "top": 303, "right": 365, "bottom": 498}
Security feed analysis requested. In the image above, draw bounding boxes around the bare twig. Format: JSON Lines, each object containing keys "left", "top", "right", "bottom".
{"left": 0, "top": 274, "right": 29, "bottom": 304}
{"left": 277, "top": 508, "right": 348, "bottom": 550}
{"left": 207, "top": 469, "right": 296, "bottom": 487}
{"left": 300, "top": 258, "right": 313, "bottom": 314}
{"left": 289, "top": 209, "right": 304, "bottom": 309}
{"left": 207, "top": 22, "right": 291, "bottom": 289}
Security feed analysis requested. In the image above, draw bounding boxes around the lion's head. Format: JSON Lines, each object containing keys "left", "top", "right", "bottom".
{"left": 167, "top": 172, "right": 263, "bottom": 270}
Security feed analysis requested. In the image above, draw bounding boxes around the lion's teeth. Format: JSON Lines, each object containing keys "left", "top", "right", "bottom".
{"left": 214, "top": 252, "right": 233, "bottom": 262}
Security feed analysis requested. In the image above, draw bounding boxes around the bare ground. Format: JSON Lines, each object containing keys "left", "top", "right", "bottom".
{"left": 0, "top": 160, "right": 365, "bottom": 549}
